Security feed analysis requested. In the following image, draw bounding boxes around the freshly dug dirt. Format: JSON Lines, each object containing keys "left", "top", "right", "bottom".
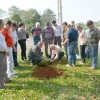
{"left": 33, "top": 66, "right": 64, "bottom": 79}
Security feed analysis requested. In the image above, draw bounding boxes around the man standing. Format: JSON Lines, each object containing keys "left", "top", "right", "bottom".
{"left": 0, "top": 19, "right": 9, "bottom": 89}
{"left": 52, "top": 20, "right": 62, "bottom": 47}
{"left": 42, "top": 22, "right": 55, "bottom": 58}
{"left": 62, "top": 24, "right": 78, "bottom": 67}
{"left": 10, "top": 23, "right": 19, "bottom": 67}
{"left": 31, "top": 22, "right": 42, "bottom": 45}
{"left": 1, "top": 20, "right": 17, "bottom": 78}
{"left": 86, "top": 20, "right": 100, "bottom": 70}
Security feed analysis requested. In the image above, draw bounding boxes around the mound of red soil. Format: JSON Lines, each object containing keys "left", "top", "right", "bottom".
{"left": 33, "top": 66, "right": 64, "bottom": 79}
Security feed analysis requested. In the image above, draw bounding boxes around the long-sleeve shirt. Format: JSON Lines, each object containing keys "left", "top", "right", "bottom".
{"left": 42, "top": 26, "right": 55, "bottom": 42}
{"left": 28, "top": 45, "right": 42, "bottom": 60}
{"left": 78, "top": 30, "right": 87, "bottom": 45}
{"left": 51, "top": 45, "right": 62, "bottom": 60}
{"left": 1, "top": 27, "right": 14, "bottom": 47}
{"left": 17, "top": 28, "right": 28, "bottom": 40}
{"left": 0, "top": 32, "right": 8, "bottom": 52}
{"left": 52, "top": 25, "right": 63, "bottom": 37}
{"left": 10, "top": 29, "right": 18, "bottom": 44}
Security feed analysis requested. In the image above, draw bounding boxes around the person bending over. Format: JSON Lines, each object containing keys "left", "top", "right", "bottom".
{"left": 28, "top": 41, "right": 46, "bottom": 66}
{"left": 50, "top": 44, "right": 64, "bottom": 63}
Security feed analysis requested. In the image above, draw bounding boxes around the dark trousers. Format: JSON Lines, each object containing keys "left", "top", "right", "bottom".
{"left": 0, "top": 52, "right": 7, "bottom": 86}
{"left": 80, "top": 45, "right": 86, "bottom": 63}
{"left": 13, "top": 43, "right": 19, "bottom": 67}
{"left": 52, "top": 52, "right": 64, "bottom": 61}
{"left": 31, "top": 57, "right": 41, "bottom": 65}
{"left": 58, "top": 52, "right": 64, "bottom": 61}
{"left": 54, "top": 36, "right": 62, "bottom": 47}
{"left": 45, "top": 39, "right": 53, "bottom": 57}
{"left": 18, "top": 39, "right": 26, "bottom": 60}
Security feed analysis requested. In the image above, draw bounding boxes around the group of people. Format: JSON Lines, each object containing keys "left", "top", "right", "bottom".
{"left": 0, "top": 18, "right": 100, "bottom": 89}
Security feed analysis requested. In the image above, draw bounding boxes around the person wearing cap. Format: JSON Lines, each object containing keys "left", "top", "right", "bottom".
{"left": 52, "top": 20, "right": 63, "bottom": 47}
{"left": 31, "top": 22, "right": 42, "bottom": 45}
{"left": 76, "top": 25, "right": 87, "bottom": 64}
{"left": 10, "top": 23, "right": 19, "bottom": 67}
{"left": 42, "top": 22, "right": 55, "bottom": 58}
{"left": 86, "top": 20, "right": 100, "bottom": 70}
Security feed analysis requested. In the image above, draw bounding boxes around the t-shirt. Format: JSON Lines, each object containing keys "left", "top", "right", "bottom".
{"left": 1, "top": 28, "right": 14, "bottom": 47}
{"left": 66, "top": 28, "right": 78, "bottom": 44}
{"left": 31, "top": 27, "right": 41, "bottom": 36}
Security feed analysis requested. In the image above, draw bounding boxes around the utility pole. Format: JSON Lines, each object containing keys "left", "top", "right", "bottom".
{"left": 58, "top": 0, "right": 62, "bottom": 25}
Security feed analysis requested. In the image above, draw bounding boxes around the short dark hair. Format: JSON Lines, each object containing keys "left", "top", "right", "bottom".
{"left": 52, "top": 20, "right": 56, "bottom": 24}
{"left": 5, "top": 20, "right": 12, "bottom": 26}
{"left": 71, "top": 21, "right": 75, "bottom": 24}
{"left": 18, "top": 22, "right": 24, "bottom": 27}
{"left": 46, "top": 22, "right": 51, "bottom": 26}
{"left": 0, "top": 19, "right": 3, "bottom": 25}
{"left": 12, "top": 22, "right": 17, "bottom": 27}
{"left": 62, "top": 22, "right": 68, "bottom": 25}
{"left": 86, "top": 20, "right": 93, "bottom": 26}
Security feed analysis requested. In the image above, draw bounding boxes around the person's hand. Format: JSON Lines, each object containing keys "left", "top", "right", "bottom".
{"left": 5, "top": 52, "right": 9, "bottom": 56}
{"left": 52, "top": 39, "right": 54, "bottom": 44}
{"left": 50, "top": 59, "right": 54, "bottom": 63}
{"left": 14, "top": 48, "right": 17, "bottom": 52}
{"left": 61, "top": 42, "right": 65, "bottom": 46}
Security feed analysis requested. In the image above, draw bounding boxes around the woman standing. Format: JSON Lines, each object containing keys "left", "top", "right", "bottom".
{"left": 17, "top": 22, "right": 28, "bottom": 61}
{"left": 76, "top": 25, "right": 87, "bottom": 63}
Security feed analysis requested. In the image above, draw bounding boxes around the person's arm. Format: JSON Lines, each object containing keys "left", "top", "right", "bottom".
{"left": 0, "top": 35, "right": 8, "bottom": 52}
{"left": 51, "top": 50, "right": 55, "bottom": 59}
{"left": 41, "top": 29, "right": 45, "bottom": 42}
{"left": 53, "top": 51, "right": 58, "bottom": 60}
{"left": 23, "top": 29, "right": 28, "bottom": 34}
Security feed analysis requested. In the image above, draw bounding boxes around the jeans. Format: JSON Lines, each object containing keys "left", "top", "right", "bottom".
{"left": 6, "top": 47, "right": 14, "bottom": 77}
{"left": 89, "top": 45, "right": 98, "bottom": 68}
{"left": 67, "top": 41, "right": 77, "bottom": 66}
{"left": 31, "top": 57, "right": 41, "bottom": 65}
{"left": 33, "top": 35, "right": 41, "bottom": 45}
{"left": 13, "top": 43, "right": 19, "bottom": 67}
{"left": 18, "top": 39, "right": 26, "bottom": 60}
{"left": 80, "top": 45, "right": 86, "bottom": 63}
{"left": 54, "top": 36, "right": 62, "bottom": 47}
{"left": 64, "top": 43, "right": 68, "bottom": 59}
{"left": 85, "top": 46, "right": 90, "bottom": 59}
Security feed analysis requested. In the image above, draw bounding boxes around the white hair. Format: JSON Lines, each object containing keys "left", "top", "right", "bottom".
{"left": 35, "top": 22, "right": 40, "bottom": 26}
{"left": 50, "top": 44, "right": 55, "bottom": 49}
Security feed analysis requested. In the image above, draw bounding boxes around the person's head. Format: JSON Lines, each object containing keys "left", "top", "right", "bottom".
{"left": 52, "top": 20, "right": 57, "bottom": 26}
{"left": 0, "top": 19, "right": 4, "bottom": 31}
{"left": 86, "top": 20, "right": 94, "bottom": 30}
{"left": 5, "top": 20, "right": 12, "bottom": 30}
{"left": 71, "top": 21, "right": 75, "bottom": 28}
{"left": 46, "top": 22, "right": 51, "bottom": 28}
{"left": 62, "top": 22, "right": 68, "bottom": 29}
{"left": 18, "top": 22, "right": 24, "bottom": 28}
{"left": 50, "top": 44, "right": 55, "bottom": 50}
{"left": 76, "top": 25, "right": 83, "bottom": 32}
{"left": 37, "top": 41, "right": 43, "bottom": 49}
{"left": 11, "top": 22, "right": 17, "bottom": 30}
{"left": 35, "top": 22, "right": 40, "bottom": 29}
{"left": 66, "top": 24, "right": 73, "bottom": 30}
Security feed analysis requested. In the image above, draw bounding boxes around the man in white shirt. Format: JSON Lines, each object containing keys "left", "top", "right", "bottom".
{"left": 0, "top": 19, "right": 10, "bottom": 89}
{"left": 50, "top": 44, "right": 64, "bottom": 63}
{"left": 10, "top": 23, "right": 19, "bottom": 67}
{"left": 52, "top": 20, "right": 63, "bottom": 47}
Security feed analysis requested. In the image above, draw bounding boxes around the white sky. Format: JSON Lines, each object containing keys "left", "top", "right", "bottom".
{"left": 0, "top": 0, "right": 100, "bottom": 23}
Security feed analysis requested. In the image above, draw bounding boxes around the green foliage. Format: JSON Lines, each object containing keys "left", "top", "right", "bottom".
{"left": 11, "top": 14, "right": 23, "bottom": 23}
{"left": 41, "top": 8, "right": 56, "bottom": 27}
{"left": 0, "top": 8, "right": 6, "bottom": 18}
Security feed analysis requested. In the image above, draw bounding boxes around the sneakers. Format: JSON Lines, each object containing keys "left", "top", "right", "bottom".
{"left": 8, "top": 75, "right": 18, "bottom": 79}
{"left": 90, "top": 67, "right": 96, "bottom": 70}
{"left": 66, "top": 64, "right": 72, "bottom": 67}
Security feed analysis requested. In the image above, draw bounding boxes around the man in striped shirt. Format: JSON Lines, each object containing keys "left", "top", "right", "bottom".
{"left": 42, "top": 22, "right": 55, "bottom": 58}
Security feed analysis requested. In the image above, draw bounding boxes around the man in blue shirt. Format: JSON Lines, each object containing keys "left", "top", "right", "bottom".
{"left": 62, "top": 24, "right": 78, "bottom": 67}
{"left": 31, "top": 22, "right": 42, "bottom": 45}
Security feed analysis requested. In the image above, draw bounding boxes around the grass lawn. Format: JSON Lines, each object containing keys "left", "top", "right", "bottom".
{"left": 0, "top": 56, "right": 100, "bottom": 100}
